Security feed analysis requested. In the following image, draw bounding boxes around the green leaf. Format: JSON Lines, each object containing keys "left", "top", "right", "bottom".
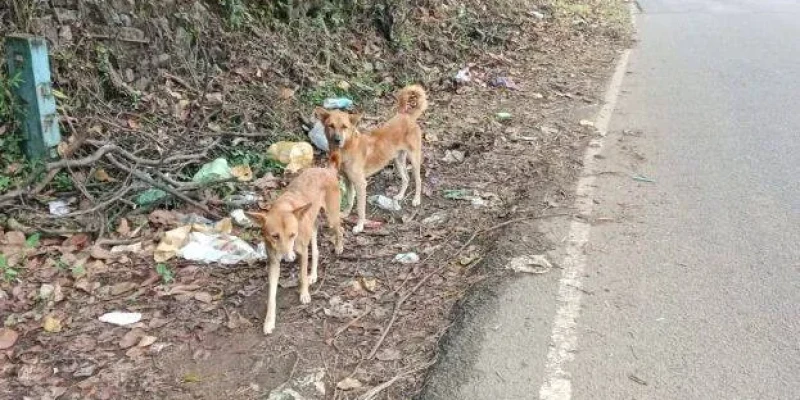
{"left": 25, "top": 232, "right": 41, "bottom": 248}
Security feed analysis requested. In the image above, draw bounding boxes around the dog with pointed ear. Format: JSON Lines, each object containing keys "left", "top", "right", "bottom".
{"left": 246, "top": 165, "right": 344, "bottom": 335}
{"left": 315, "top": 107, "right": 362, "bottom": 149}
{"left": 314, "top": 84, "right": 428, "bottom": 235}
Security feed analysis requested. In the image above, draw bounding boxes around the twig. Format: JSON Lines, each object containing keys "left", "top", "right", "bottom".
{"left": 161, "top": 71, "right": 200, "bottom": 94}
{"left": 47, "top": 144, "right": 118, "bottom": 169}
{"left": 356, "top": 359, "right": 437, "bottom": 400}
{"left": 105, "top": 154, "right": 215, "bottom": 216}
{"left": 334, "top": 306, "right": 373, "bottom": 338}
{"left": 87, "top": 33, "right": 150, "bottom": 44}
{"left": 0, "top": 168, "right": 59, "bottom": 205}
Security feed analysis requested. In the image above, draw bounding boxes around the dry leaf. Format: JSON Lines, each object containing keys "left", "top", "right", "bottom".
{"left": 336, "top": 377, "right": 362, "bottom": 391}
{"left": 278, "top": 87, "right": 295, "bottom": 100}
{"left": 154, "top": 225, "right": 191, "bottom": 263}
{"left": 4, "top": 231, "right": 26, "bottom": 246}
{"left": 127, "top": 119, "right": 141, "bottom": 129}
{"left": 193, "top": 292, "right": 213, "bottom": 304}
{"left": 110, "top": 281, "right": 138, "bottom": 296}
{"left": 375, "top": 348, "right": 401, "bottom": 361}
{"left": 57, "top": 142, "right": 69, "bottom": 157}
{"left": 359, "top": 277, "right": 378, "bottom": 292}
{"left": 231, "top": 165, "right": 253, "bottom": 182}
{"left": 116, "top": 218, "right": 131, "bottom": 236}
{"left": 137, "top": 335, "right": 157, "bottom": 347}
{"left": 149, "top": 209, "right": 179, "bottom": 226}
{"left": 62, "top": 233, "right": 90, "bottom": 249}
{"left": 0, "top": 328, "right": 19, "bottom": 349}
{"left": 252, "top": 173, "right": 279, "bottom": 190}
{"left": 43, "top": 315, "right": 63, "bottom": 333}
{"left": 119, "top": 329, "right": 144, "bottom": 349}
{"left": 90, "top": 246, "right": 115, "bottom": 260}
{"left": 95, "top": 168, "right": 117, "bottom": 182}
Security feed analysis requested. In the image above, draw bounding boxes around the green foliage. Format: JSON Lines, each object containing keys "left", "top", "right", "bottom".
{"left": 226, "top": 148, "right": 285, "bottom": 177}
{"left": 219, "top": 0, "right": 251, "bottom": 29}
{"left": 155, "top": 263, "right": 174, "bottom": 284}
{"left": 25, "top": 232, "right": 40, "bottom": 248}
{"left": 0, "top": 69, "right": 27, "bottom": 193}
{"left": 0, "top": 254, "right": 19, "bottom": 282}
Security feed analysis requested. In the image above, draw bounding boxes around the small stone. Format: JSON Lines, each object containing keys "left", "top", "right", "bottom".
{"left": 53, "top": 8, "right": 79, "bottom": 23}
{"left": 58, "top": 26, "right": 73, "bottom": 43}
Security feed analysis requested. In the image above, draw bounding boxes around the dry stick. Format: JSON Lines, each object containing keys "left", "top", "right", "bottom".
{"left": 367, "top": 212, "right": 574, "bottom": 360}
{"left": 105, "top": 154, "right": 214, "bottom": 216}
{"left": 0, "top": 168, "right": 60, "bottom": 204}
{"left": 356, "top": 359, "right": 437, "bottom": 400}
{"left": 334, "top": 305, "right": 373, "bottom": 338}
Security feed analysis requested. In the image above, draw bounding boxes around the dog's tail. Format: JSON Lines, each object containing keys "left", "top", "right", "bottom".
{"left": 396, "top": 84, "right": 428, "bottom": 120}
{"left": 328, "top": 150, "right": 341, "bottom": 170}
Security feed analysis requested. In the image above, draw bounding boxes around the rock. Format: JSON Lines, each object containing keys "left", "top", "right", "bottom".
{"left": 58, "top": 26, "right": 73, "bottom": 43}
{"left": 336, "top": 377, "right": 362, "bottom": 391}
{"left": 73, "top": 364, "right": 96, "bottom": 378}
{"left": 442, "top": 150, "right": 465, "bottom": 164}
{"left": 124, "top": 68, "right": 135, "bottom": 83}
{"left": 39, "top": 284, "right": 55, "bottom": 300}
{"left": 118, "top": 27, "right": 145, "bottom": 42}
{"left": 17, "top": 364, "right": 51, "bottom": 387}
{"left": 422, "top": 211, "right": 448, "bottom": 225}
{"left": 152, "top": 54, "right": 171, "bottom": 67}
{"left": 53, "top": 8, "right": 79, "bottom": 23}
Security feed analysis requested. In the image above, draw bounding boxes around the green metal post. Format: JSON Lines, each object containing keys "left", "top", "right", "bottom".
{"left": 4, "top": 34, "right": 61, "bottom": 160}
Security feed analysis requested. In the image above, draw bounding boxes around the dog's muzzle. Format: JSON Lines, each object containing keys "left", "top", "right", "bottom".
{"left": 332, "top": 134, "right": 344, "bottom": 147}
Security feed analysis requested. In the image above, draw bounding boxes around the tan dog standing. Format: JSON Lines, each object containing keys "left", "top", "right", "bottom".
{"left": 316, "top": 84, "right": 428, "bottom": 233}
{"left": 247, "top": 157, "right": 344, "bottom": 334}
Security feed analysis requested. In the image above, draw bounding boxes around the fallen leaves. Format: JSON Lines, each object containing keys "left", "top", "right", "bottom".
{"left": 193, "top": 291, "right": 213, "bottom": 304}
{"left": 0, "top": 328, "right": 19, "bottom": 349}
{"left": 119, "top": 328, "right": 145, "bottom": 349}
{"left": 43, "top": 315, "right": 63, "bottom": 333}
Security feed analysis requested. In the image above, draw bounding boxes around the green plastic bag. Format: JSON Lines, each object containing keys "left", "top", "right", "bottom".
{"left": 192, "top": 158, "right": 232, "bottom": 184}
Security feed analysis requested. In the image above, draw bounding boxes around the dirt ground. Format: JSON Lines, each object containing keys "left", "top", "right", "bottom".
{"left": 0, "top": 2, "right": 629, "bottom": 400}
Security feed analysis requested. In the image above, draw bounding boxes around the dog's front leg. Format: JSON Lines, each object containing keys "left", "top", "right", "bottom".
{"left": 342, "top": 176, "right": 356, "bottom": 217}
{"left": 309, "top": 227, "right": 319, "bottom": 284}
{"left": 263, "top": 258, "right": 280, "bottom": 335}
{"left": 353, "top": 176, "right": 368, "bottom": 234}
{"left": 297, "top": 242, "right": 311, "bottom": 304}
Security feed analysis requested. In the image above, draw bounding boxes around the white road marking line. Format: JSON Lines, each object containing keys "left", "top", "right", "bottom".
{"left": 537, "top": 45, "right": 633, "bottom": 400}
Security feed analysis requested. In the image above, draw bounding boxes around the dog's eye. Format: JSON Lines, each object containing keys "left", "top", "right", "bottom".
{"left": 289, "top": 233, "right": 296, "bottom": 239}
{"left": 271, "top": 233, "right": 279, "bottom": 239}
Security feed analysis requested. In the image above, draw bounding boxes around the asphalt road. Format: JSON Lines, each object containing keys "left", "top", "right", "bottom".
{"left": 422, "top": 1, "right": 800, "bottom": 399}
{"left": 571, "top": 0, "right": 800, "bottom": 398}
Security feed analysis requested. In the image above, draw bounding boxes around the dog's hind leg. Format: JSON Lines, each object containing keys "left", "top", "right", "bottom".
{"left": 409, "top": 144, "right": 423, "bottom": 207}
{"left": 393, "top": 151, "right": 409, "bottom": 201}
{"left": 324, "top": 184, "right": 344, "bottom": 255}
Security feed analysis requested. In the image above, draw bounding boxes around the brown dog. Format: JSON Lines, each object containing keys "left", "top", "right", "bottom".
{"left": 316, "top": 84, "right": 428, "bottom": 233}
{"left": 247, "top": 157, "right": 344, "bottom": 334}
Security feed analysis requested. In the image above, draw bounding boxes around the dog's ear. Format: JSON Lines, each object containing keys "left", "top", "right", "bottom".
{"left": 292, "top": 203, "right": 313, "bottom": 220}
{"left": 348, "top": 112, "right": 363, "bottom": 125}
{"left": 246, "top": 211, "right": 268, "bottom": 226}
{"left": 314, "top": 107, "right": 330, "bottom": 122}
